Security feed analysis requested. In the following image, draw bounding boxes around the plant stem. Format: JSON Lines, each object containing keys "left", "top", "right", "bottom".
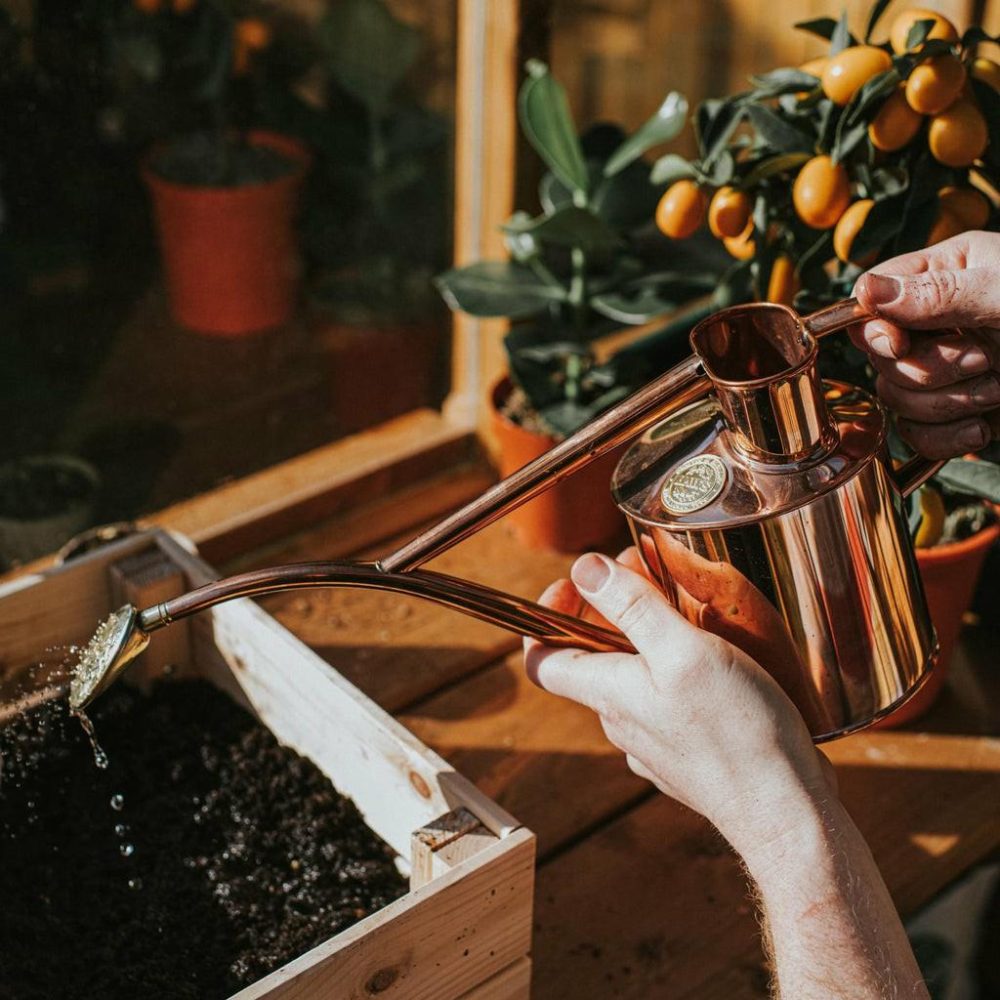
{"left": 569, "top": 246, "right": 588, "bottom": 339}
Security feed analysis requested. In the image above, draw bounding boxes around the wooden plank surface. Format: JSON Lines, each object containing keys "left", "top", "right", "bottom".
{"left": 531, "top": 728, "right": 1000, "bottom": 1000}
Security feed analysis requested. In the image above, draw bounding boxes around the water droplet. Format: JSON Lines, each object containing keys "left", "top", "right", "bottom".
{"left": 72, "top": 710, "right": 110, "bottom": 771}
{"left": 127, "top": 877, "right": 143, "bottom": 891}
{"left": 119, "top": 842, "right": 134, "bottom": 858}
{"left": 114, "top": 823, "right": 127, "bottom": 837}
{"left": 110, "top": 794, "right": 124, "bottom": 811}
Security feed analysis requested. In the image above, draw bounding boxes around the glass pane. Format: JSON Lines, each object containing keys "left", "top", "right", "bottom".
{"left": 0, "top": 0, "right": 455, "bottom": 566}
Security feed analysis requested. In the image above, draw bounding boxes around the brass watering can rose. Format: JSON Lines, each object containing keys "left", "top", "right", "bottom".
{"left": 71, "top": 298, "right": 942, "bottom": 742}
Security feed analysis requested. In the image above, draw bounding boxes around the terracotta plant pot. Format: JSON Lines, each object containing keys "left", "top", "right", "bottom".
{"left": 876, "top": 517, "right": 1000, "bottom": 727}
{"left": 144, "top": 131, "right": 310, "bottom": 336}
{"left": 490, "top": 377, "right": 627, "bottom": 553}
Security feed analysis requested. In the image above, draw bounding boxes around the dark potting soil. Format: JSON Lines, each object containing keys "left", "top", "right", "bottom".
{"left": 0, "top": 460, "right": 94, "bottom": 520}
{"left": 0, "top": 679, "right": 407, "bottom": 999}
{"left": 150, "top": 133, "right": 298, "bottom": 188}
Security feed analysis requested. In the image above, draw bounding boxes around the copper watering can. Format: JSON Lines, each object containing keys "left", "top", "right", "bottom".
{"left": 71, "top": 298, "right": 941, "bottom": 741}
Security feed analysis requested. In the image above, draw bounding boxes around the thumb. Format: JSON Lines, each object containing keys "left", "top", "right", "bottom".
{"left": 855, "top": 267, "right": 1000, "bottom": 330}
{"left": 570, "top": 553, "right": 695, "bottom": 663}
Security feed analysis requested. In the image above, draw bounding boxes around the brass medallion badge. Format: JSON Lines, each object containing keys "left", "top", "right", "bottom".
{"left": 660, "top": 455, "right": 727, "bottom": 514}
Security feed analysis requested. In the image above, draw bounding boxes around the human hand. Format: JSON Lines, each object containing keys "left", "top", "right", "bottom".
{"left": 523, "top": 550, "right": 836, "bottom": 858}
{"left": 852, "top": 230, "right": 1000, "bottom": 459}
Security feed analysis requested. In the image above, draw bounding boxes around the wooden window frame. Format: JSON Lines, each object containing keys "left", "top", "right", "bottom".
{"left": 0, "top": 0, "right": 523, "bottom": 581}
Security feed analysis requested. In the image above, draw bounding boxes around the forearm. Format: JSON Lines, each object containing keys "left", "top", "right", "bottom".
{"left": 735, "top": 792, "right": 928, "bottom": 1000}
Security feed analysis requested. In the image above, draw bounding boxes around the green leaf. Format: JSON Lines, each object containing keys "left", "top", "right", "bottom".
{"left": 745, "top": 104, "right": 813, "bottom": 153}
{"left": 830, "top": 10, "right": 854, "bottom": 54}
{"left": 435, "top": 261, "right": 566, "bottom": 319}
{"left": 904, "top": 18, "right": 937, "bottom": 51}
{"left": 603, "top": 92, "right": 688, "bottom": 178}
{"left": 696, "top": 97, "right": 745, "bottom": 164}
{"left": 971, "top": 80, "right": 1000, "bottom": 171}
{"left": 794, "top": 17, "right": 840, "bottom": 41}
{"left": 322, "top": 0, "right": 422, "bottom": 113}
{"left": 591, "top": 273, "right": 715, "bottom": 324}
{"left": 864, "top": 0, "right": 893, "bottom": 43}
{"left": 592, "top": 160, "right": 661, "bottom": 228}
{"left": 851, "top": 196, "right": 905, "bottom": 259}
{"left": 502, "top": 205, "right": 620, "bottom": 253}
{"left": 750, "top": 68, "right": 824, "bottom": 97}
{"left": 650, "top": 153, "right": 699, "bottom": 186}
{"left": 845, "top": 67, "right": 901, "bottom": 124}
{"left": 702, "top": 149, "right": 736, "bottom": 186}
{"left": 892, "top": 152, "right": 945, "bottom": 253}
{"left": 518, "top": 60, "right": 589, "bottom": 197}
{"left": 936, "top": 459, "right": 1000, "bottom": 503}
{"left": 868, "top": 165, "right": 909, "bottom": 199}
{"left": 741, "top": 152, "right": 811, "bottom": 186}
{"left": 831, "top": 66, "right": 899, "bottom": 161}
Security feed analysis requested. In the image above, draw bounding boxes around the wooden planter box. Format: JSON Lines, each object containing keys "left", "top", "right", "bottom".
{"left": 0, "top": 529, "right": 534, "bottom": 999}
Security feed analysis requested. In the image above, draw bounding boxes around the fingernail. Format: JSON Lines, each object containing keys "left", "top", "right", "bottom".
{"left": 958, "top": 421, "right": 989, "bottom": 451}
{"left": 869, "top": 335, "right": 896, "bottom": 359}
{"left": 572, "top": 553, "right": 611, "bottom": 595}
{"left": 972, "top": 374, "right": 1000, "bottom": 407}
{"left": 958, "top": 348, "right": 990, "bottom": 376}
{"left": 865, "top": 274, "right": 902, "bottom": 306}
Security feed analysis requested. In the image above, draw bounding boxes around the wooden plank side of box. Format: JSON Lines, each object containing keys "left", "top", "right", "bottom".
{"left": 237, "top": 828, "right": 534, "bottom": 1000}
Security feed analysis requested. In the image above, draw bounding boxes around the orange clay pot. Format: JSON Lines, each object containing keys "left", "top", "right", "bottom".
{"left": 490, "top": 378, "right": 627, "bottom": 553}
{"left": 876, "top": 515, "right": 1000, "bottom": 727}
{"left": 144, "top": 131, "right": 310, "bottom": 336}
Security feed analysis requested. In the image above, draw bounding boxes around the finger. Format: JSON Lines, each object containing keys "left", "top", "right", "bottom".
{"left": 868, "top": 329, "right": 997, "bottom": 390}
{"left": 876, "top": 372, "right": 1000, "bottom": 424}
{"left": 523, "top": 644, "right": 632, "bottom": 712}
{"left": 534, "top": 578, "right": 581, "bottom": 615}
{"left": 569, "top": 552, "right": 696, "bottom": 663}
{"left": 859, "top": 234, "right": 973, "bottom": 279}
{"left": 855, "top": 266, "right": 1000, "bottom": 330}
{"left": 523, "top": 580, "right": 581, "bottom": 662}
{"left": 616, "top": 546, "right": 647, "bottom": 576}
{"left": 848, "top": 317, "right": 910, "bottom": 360}
{"left": 897, "top": 416, "right": 990, "bottom": 459}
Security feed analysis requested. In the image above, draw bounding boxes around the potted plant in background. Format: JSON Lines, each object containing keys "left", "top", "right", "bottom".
{"left": 436, "top": 60, "right": 716, "bottom": 551}
{"left": 652, "top": 0, "right": 1000, "bottom": 721}
{"left": 289, "top": 0, "right": 451, "bottom": 434}
{"left": 112, "top": 0, "right": 311, "bottom": 336}
{"left": 0, "top": 455, "right": 101, "bottom": 568}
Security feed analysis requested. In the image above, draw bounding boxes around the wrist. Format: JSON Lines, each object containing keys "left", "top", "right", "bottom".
{"left": 716, "top": 770, "right": 843, "bottom": 879}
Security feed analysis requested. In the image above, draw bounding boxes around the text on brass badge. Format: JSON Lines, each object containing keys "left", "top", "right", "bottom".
{"left": 660, "top": 455, "right": 727, "bottom": 514}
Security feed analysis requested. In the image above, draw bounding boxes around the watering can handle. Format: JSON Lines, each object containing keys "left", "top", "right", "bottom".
{"left": 803, "top": 296, "right": 945, "bottom": 497}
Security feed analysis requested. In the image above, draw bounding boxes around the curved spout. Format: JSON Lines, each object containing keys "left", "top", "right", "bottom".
{"left": 72, "top": 562, "right": 634, "bottom": 709}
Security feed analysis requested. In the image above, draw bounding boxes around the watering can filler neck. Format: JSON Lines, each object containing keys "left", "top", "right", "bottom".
{"left": 69, "top": 298, "right": 944, "bottom": 740}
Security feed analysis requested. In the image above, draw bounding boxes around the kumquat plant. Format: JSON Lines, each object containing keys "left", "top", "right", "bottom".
{"left": 651, "top": 0, "right": 1000, "bottom": 311}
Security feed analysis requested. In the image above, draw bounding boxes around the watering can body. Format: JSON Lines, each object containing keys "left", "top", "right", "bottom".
{"left": 609, "top": 302, "right": 937, "bottom": 740}
{"left": 612, "top": 380, "right": 935, "bottom": 741}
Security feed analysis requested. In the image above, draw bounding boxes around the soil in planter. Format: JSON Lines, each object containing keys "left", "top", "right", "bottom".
{"left": 0, "top": 678, "right": 407, "bottom": 999}
{"left": 0, "top": 461, "right": 94, "bottom": 520}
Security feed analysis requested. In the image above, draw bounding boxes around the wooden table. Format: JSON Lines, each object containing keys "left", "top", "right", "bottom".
{"left": 229, "top": 502, "right": 1000, "bottom": 999}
